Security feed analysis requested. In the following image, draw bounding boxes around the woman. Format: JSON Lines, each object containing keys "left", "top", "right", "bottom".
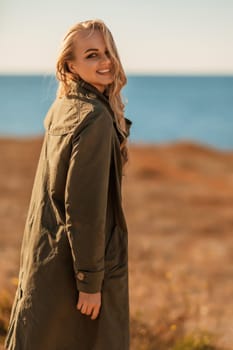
{"left": 5, "top": 19, "right": 132, "bottom": 350}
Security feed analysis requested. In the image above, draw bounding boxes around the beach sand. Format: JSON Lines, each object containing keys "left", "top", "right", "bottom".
{"left": 0, "top": 138, "right": 232, "bottom": 349}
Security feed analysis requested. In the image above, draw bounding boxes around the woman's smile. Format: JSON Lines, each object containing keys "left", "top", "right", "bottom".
{"left": 97, "top": 69, "right": 111, "bottom": 74}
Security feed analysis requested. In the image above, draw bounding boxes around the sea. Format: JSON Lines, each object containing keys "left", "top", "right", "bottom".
{"left": 0, "top": 74, "right": 233, "bottom": 150}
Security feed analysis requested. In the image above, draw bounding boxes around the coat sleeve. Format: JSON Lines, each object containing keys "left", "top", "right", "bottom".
{"left": 65, "top": 111, "right": 113, "bottom": 293}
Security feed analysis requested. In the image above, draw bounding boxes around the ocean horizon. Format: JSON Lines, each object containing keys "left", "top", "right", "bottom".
{"left": 1, "top": 74, "right": 233, "bottom": 150}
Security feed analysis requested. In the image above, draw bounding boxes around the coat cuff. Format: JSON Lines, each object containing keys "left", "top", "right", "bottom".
{"left": 75, "top": 269, "right": 105, "bottom": 293}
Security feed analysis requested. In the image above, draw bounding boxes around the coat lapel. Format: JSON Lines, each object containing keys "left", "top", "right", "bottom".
{"left": 75, "top": 78, "right": 129, "bottom": 145}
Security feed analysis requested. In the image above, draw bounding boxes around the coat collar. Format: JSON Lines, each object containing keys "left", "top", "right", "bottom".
{"left": 69, "top": 78, "right": 131, "bottom": 144}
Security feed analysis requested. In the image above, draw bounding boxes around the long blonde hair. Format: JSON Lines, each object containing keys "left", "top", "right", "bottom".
{"left": 56, "top": 19, "right": 129, "bottom": 168}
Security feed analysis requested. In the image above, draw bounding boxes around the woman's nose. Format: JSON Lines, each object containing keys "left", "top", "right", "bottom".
{"left": 102, "top": 53, "right": 111, "bottom": 65}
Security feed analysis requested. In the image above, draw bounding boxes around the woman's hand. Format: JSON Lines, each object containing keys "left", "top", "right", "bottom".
{"left": 77, "top": 291, "right": 101, "bottom": 320}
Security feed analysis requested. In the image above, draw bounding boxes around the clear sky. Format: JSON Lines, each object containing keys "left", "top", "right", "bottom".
{"left": 1, "top": 0, "right": 233, "bottom": 74}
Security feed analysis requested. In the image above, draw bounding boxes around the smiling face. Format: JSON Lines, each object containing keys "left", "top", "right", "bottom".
{"left": 67, "top": 29, "right": 114, "bottom": 93}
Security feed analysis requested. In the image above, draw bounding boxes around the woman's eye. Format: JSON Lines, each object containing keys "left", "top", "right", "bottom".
{"left": 86, "top": 53, "right": 97, "bottom": 59}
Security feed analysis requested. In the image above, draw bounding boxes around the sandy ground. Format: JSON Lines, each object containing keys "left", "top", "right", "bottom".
{"left": 0, "top": 137, "right": 233, "bottom": 349}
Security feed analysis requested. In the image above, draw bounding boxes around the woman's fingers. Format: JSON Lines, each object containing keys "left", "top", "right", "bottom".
{"left": 85, "top": 304, "right": 93, "bottom": 315}
{"left": 80, "top": 303, "right": 100, "bottom": 319}
{"left": 77, "top": 302, "right": 100, "bottom": 320}
{"left": 77, "top": 300, "right": 88, "bottom": 314}
{"left": 77, "top": 300, "right": 83, "bottom": 310}
{"left": 80, "top": 303, "right": 88, "bottom": 314}
{"left": 91, "top": 304, "right": 100, "bottom": 320}
{"left": 76, "top": 291, "right": 101, "bottom": 319}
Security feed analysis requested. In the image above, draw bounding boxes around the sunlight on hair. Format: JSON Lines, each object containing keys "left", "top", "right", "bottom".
{"left": 56, "top": 19, "right": 130, "bottom": 168}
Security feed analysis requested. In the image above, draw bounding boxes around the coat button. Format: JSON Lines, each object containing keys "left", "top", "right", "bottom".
{"left": 77, "top": 272, "right": 85, "bottom": 281}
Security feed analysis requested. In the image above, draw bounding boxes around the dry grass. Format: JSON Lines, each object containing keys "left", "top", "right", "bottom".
{"left": 0, "top": 138, "right": 233, "bottom": 350}
{"left": 0, "top": 291, "right": 222, "bottom": 350}
{"left": 0, "top": 289, "right": 12, "bottom": 348}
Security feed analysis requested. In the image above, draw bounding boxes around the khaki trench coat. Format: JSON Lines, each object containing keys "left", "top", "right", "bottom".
{"left": 5, "top": 78, "right": 133, "bottom": 350}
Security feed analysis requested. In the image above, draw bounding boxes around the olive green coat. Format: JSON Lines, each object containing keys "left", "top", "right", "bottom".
{"left": 5, "top": 78, "right": 132, "bottom": 350}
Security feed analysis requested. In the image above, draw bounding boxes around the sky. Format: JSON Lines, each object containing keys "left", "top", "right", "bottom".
{"left": 1, "top": 0, "right": 233, "bottom": 75}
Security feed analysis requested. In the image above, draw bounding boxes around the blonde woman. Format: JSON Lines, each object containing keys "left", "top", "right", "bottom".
{"left": 4, "top": 19, "right": 132, "bottom": 350}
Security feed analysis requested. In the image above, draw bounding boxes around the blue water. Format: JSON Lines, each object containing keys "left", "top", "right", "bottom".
{"left": 0, "top": 75, "right": 233, "bottom": 150}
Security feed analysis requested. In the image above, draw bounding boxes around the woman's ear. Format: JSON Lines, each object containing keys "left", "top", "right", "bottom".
{"left": 67, "top": 61, "right": 78, "bottom": 74}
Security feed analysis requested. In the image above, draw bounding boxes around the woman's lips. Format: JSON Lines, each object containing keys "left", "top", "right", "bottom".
{"left": 97, "top": 69, "right": 111, "bottom": 75}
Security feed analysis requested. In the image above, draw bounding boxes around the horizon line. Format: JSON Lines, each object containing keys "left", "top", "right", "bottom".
{"left": 1, "top": 71, "right": 233, "bottom": 77}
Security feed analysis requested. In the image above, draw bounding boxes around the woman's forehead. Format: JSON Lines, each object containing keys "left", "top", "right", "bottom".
{"left": 75, "top": 30, "right": 106, "bottom": 53}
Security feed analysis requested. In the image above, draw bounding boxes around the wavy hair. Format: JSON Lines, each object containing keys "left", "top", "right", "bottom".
{"left": 56, "top": 19, "right": 129, "bottom": 169}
